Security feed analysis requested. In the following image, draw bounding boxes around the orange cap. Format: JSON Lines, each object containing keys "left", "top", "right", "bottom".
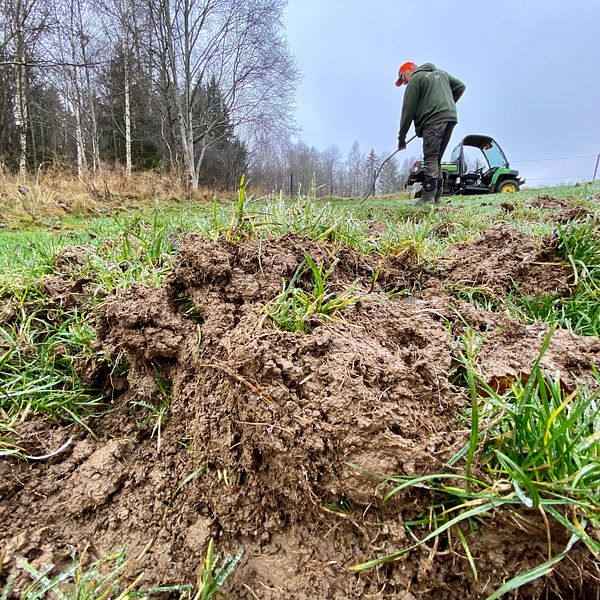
{"left": 395, "top": 62, "right": 416, "bottom": 86}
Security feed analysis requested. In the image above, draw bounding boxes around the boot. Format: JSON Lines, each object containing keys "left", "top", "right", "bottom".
{"left": 415, "top": 176, "right": 437, "bottom": 205}
{"left": 434, "top": 177, "right": 444, "bottom": 203}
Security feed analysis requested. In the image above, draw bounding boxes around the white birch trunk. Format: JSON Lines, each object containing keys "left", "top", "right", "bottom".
{"left": 78, "top": 7, "right": 100, "bottom": 173}
{"left": 15, "top": 28, "right": 28, "bottom": 178}
{"left": 17, "top": 61, "right": 28, "bottom": 178}
{"left": 87, "top": 84, "right": 101, "bottom": 172}
{"left": 124, "top": 51, "right": 132, "bottom": 178}
{"left": 73, "top": 84, "right": 88, "bottom": 179}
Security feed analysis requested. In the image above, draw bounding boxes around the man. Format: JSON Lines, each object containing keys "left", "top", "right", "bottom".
{"left": 396, "top": 62, "right": 466, "bottom": 204}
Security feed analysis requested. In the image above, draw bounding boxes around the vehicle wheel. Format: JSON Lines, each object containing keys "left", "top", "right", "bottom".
{"left": 498, "top": 179, "right": 519, "bottom": 193}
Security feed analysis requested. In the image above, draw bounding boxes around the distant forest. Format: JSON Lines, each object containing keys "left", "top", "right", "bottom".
{"left": 0, "top": 0, "right": 414, "bottom": 195}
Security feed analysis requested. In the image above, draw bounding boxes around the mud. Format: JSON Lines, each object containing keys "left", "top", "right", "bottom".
{"left": 2, "top": 233, "right": 600, "bottom": 599}
{"left": 443, "top": 300, "right": 600, "bottom": 393}
{"left": 530, "top": 195, "right": 571, "bottom": 211}
{"left": 530, "top": 194, "right": 593, "bottom": 223}
{"left": 438, "top": 224, "right": 572, "bottom": 297}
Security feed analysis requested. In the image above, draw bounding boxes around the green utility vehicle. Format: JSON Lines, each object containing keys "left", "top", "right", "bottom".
{"left": 406, "top": 134, "right": 525, "bottom": 196}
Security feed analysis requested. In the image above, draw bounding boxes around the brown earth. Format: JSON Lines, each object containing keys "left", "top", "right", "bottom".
{"left": 530, "top": 195, "right": 593, "bottom": 223}
{"left": 437, "top": 224, "right": 572, "bottom": 298}
{"left": 2, "top": 233, "right": 600, "bottom": 599}
{"left": 530, "top": 195, "right": 571, "bottom": 211}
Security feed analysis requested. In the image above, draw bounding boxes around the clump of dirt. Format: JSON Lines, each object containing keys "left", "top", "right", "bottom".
{"left": 442, "top": 300, "right": 600, "bottom": 392}
{"left": 556, "top": 206, "right": 594, "bottom": 223}
{"left": 530, "top": 195, "right": 570, "bottom": 211}
{"left": 480, "top": 320, "right": 600, "bottom": 388}
{"left": 0, "top": 298, "right": 16, "bottom": 324}
{"left": 2, "top": 233, "right": 599, "bottom": 599}
{"left": 433, "top": 221, "right": 455, "bottom": 237}
{"left": 40, "top": 245, "right": 96, "bottom": 309}
{"left": 41, "top": 275, "right": 95, "bottom": 309}
{"left": 98, "top": 234, "right": 460, "bottom": 511}
{"left": 439, "top": 224, "right": 572, "bottom": 297}
{"left": 367, "top": 219, "right": 386, "bottom": 235}
{"left": 530, "top": 195, "right": 593, "bottom": 223}
{"left": 54, "top": 245, "right": 91, "bottom": 274}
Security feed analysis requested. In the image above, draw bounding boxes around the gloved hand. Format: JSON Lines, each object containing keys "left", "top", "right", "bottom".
{"left": 398, "top": 137, "right": 406, "bottom": 151}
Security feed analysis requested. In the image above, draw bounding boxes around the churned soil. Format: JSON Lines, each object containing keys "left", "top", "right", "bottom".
{"left": 438, "top": 224, "right": 572, "bottom": 298}
{"left": 529, "top": 195, "right": 594, "bottom": 223}
{"left": 2, "top": 231, "right": 599, "bottom": 599}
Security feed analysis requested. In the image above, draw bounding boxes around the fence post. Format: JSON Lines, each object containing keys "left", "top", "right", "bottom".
{"left": 593, "top": 153, "right": 600, "bottom": 182}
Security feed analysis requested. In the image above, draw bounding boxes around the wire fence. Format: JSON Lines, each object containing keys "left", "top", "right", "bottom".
{"left": 506, "top": 153, "right": 600, "bottom": 186}
{"left": 512, "top": 155, "right": 597, "bottom": 163}
{"left": 525, "top": 177, "right": 595, "bottom": 181}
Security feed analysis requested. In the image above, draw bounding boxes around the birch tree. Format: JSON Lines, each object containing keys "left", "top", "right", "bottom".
{"left": 98, "top": 0, "right": 152, "bottom": 177}
{"left": 149, "top": 0, "right": 298, "bottom": 188}
{"left": 346, "top": 141, "right": 364, "bottom": 197}
{"left": 2, "top": 0, "right": 49, "bottom": 176}
{"left": 46, "top": 0, "right": 106, "bottom": 177}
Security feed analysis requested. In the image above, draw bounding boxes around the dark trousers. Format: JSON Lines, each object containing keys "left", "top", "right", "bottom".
{"left": 422, "top": 120, "right": 456, "bottom": 185}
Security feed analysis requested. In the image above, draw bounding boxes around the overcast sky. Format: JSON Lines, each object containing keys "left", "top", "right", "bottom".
{"left": 283, "top": 0, "right": 600, "bottom": 187}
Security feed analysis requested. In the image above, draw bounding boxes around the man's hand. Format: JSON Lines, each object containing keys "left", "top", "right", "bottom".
{"left": 398, "top": 138, "right": 406, "bottom": 151}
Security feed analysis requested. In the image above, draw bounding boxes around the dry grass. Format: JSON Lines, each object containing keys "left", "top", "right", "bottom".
{"left": 0, "top": 163, "right": 224, "bottom": 225}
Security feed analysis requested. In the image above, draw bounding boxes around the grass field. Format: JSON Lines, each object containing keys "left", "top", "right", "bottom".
{"left": 1, "top": 180, "right": 599, "bottom": 599}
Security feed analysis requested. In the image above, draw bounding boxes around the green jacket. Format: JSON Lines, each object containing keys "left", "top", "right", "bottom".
{"left": 398, "top": 63, "right": 466, "bottom": 143}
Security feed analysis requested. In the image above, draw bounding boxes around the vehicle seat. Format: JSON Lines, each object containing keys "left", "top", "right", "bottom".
{"left": 462, "top": 172, "right": 480, "bottom": 185}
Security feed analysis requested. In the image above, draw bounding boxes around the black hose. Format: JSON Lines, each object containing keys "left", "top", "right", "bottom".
{"left": 358, "top": 134, "right": 417, "bottom": 205}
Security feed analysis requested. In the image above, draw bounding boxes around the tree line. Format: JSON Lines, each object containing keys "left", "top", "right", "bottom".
{"left": 0, "top": 0, "right": 416, "bottom": 196}
{"left": 251, "top": 139, "right": 417, "bottom": 197}
{"left": 0, "top": 0, "right": 299, "bottom": 189}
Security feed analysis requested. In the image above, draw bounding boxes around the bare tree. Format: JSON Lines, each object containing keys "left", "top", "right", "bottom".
{"left": 249, "top": 138, "right": 417, "bottom": 199}
{"left": 44, "top": 0, "right": 108, "bottom": 177}
{"left": 96, "top": 0, "right": 153, "bottom": 177}
{"left": 321, "top": 145, "right": 341, "bottom": 196}
{"left": 148, "top": 0, "right": 298, "bottom": 188}
{"left": 346, "top": 141, "right": 364, "bottom": 197}
{"left": 0, "top": 0, "right": 299, "bottom": 185}
{"left": 2, "top": 0, "right": 50, "bottom": 176}
{"left": 0, "top": 27, "right": 17, "bottom": 163}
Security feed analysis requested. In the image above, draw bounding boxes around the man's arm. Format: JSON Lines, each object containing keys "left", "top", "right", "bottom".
{"left": 398, "top": 81, "right": 418, "bottom": 147}
{"left": 448, "top": 75, "right": 466, "bottom": 102}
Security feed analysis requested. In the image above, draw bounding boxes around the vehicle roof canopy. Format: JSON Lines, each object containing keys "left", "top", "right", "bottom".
{"left": 462, "top": 134, "right": 496, "bottom": 149}
{"left": 460, "top": 134, "right": 510, "bottom": 169}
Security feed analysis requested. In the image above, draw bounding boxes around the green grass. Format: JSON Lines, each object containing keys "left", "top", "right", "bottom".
{"left": 512, "top": 217, "right": 600, "bottom": 336}
{"left": 2, "top": 181, "right": 599, "bottom": 272}
{"left": 446, "top": 283, "right": 502, "bottom": 312}
{"left": 1, "top": 540, "right": 243, "bottom": 600}
{"left": 192, "top": 538, "right": 244, "bottom": 600}
{"left": 4, "top": 548, "right": 144, "bottom": 600}
{"left": 0, "top": 232, "right": 75, "bottom": 284}
{"left": 0, "top": 296, "right": 103, "bottom": 428}
{"left": 264, "top": 253, "right": 362, "bottom": 332}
